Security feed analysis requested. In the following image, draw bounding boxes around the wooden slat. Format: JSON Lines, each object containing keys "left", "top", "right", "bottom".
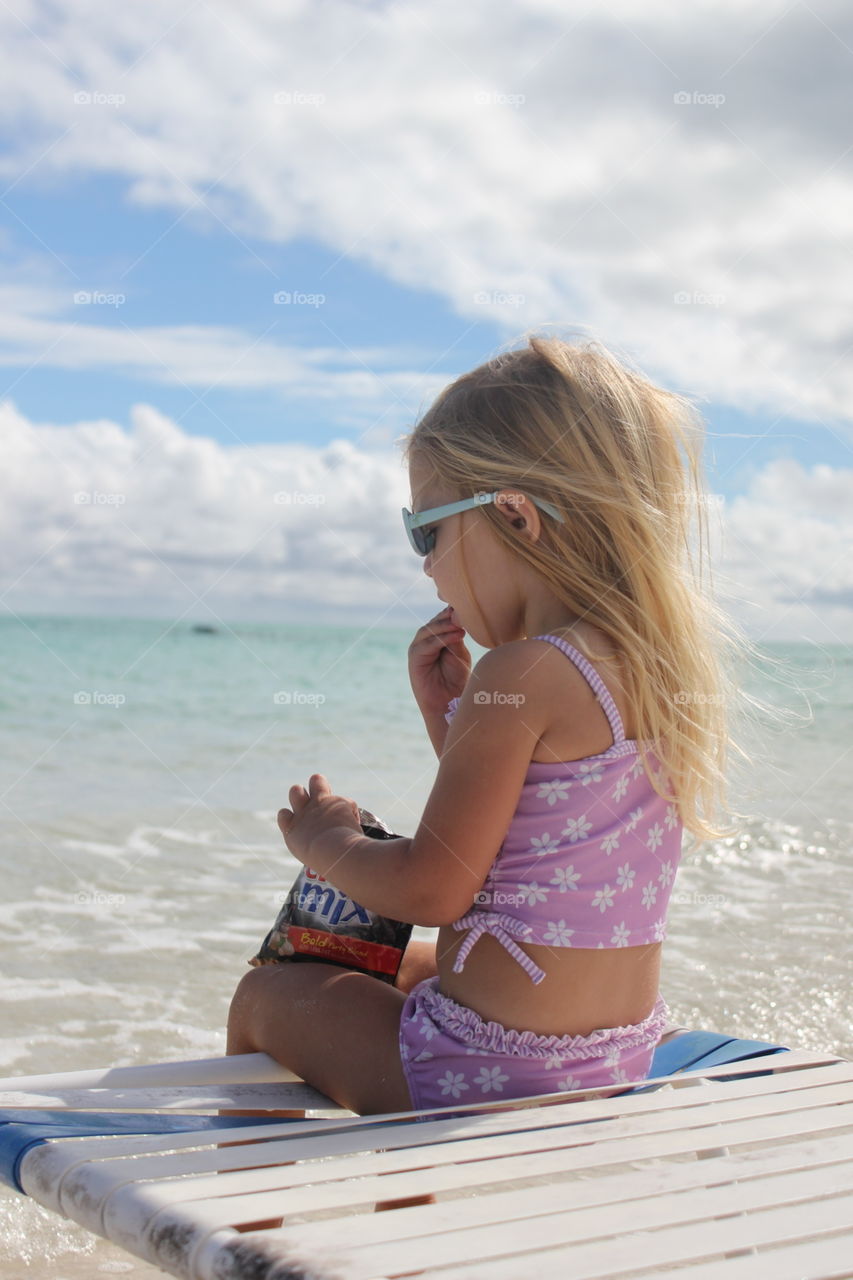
{"left": 248, "top": 1132, "right": 853, "bottom": 1256}
{"left": 0, "top": 1051, "right": 302, "bottom": 1093}
{"left": 0, "top": 1081, "right": 340, "bottom": 1112}
{"left": 26, "top": 1057, "right": 853, "bottom": 1206}
{"left": 102, "top": 1095, "right": 853, "bottom": 1269}
{"left": 651, "top": 1229, "right": 853, "bottom": 1280}
{"left": 288, "top": 1158, "right": 853, "bottom": 1278}
{"left": 411, "top": 1193, "right": 853, "bottom": 1280}
{"left": 66, "top": 1069, "right": 853, "bottom": 1221}
{"left": 19, "top": 1064, "right": 852, "bottom": 1240}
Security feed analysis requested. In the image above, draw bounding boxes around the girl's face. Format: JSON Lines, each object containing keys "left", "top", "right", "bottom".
{"left": 408, "top": 457, "right": 522, "bottom": 648}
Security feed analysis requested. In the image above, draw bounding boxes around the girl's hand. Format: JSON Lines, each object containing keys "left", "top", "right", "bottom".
{"left": 277, "top": 773, "right": 361, "bottom": 867}
{"left": 408, "top": 605, "right": 472, "bottom": 718}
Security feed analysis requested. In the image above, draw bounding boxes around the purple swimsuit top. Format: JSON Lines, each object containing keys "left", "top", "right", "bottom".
{"left": 445, "top": 634, "right": 684, "bottom": 985}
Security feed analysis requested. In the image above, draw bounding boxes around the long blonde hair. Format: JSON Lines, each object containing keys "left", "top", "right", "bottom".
{"left": 401, "top": 332, "right": 774, "bottom": 847}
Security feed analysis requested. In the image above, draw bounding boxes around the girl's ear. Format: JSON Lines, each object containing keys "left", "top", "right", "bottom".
{"left": 493, "top": 489, "right": 542, "bottom": 543}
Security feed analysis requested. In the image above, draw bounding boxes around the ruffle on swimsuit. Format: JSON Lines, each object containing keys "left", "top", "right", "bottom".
{"left": 415, "top": 978, "right": 670, "bottom": 1060}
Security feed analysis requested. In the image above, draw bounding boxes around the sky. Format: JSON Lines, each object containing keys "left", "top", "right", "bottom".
{"left": 1, "top": 0, "right": 851, "bottom": 643}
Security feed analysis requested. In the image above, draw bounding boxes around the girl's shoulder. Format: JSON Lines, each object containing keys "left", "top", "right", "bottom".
{"left": 499, "top": 630, "right": 636, "bottom": 760}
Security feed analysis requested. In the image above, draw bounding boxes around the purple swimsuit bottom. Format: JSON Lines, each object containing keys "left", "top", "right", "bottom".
{"left": 399, "top": 975, "right": 669, "bottom": 1121}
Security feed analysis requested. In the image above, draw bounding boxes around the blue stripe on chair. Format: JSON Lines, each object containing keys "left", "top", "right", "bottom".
{"left": 0, "top": 1110, "right": 290, "bottom": 1192}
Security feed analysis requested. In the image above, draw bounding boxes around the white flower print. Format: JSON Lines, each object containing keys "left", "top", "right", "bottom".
{"left": 473, "top": 1065, "right": 509, "bottom": 1093}
{"left": 537, "top": 779, "right": 573, "bottom": 806}
{"left": 599, "top": 830, "right": 620, "bottom": 856}
{"left": 518, "top": 881, "right": 550, "bottom": 906}
{"left": 544, "top": 1051, "right": 567, "bottom": 1071}
{"left": 419, "top": 1016, "right": 439, "bottom": 1041}
{"left": 551, "top": 864, "right": 581, "bottom": 893}
{"left": 529, "top": 831, "right": 561, "bottom": 857}
{"left": 616, "top": 862, "right": 635, "bottom": 892}
{"left": 630, "top": 756, "right": 645, "bottom": 780}
{"left": 653, "top": 918, "right": 667, "bottom": 942}
{"left": 603, "top": 1043, "right": 622, "bottom": 1068}
{"left": 414, "top": 1049, "right": 434, "bottom": 1062}
{"left": 641, "top": 881, "right": 659, "bottom": 910}
{"left": 626, "top": 807, "right": 644, "bottom": 833}
{"left": 561, "top": 814, "right": 592, "bottom": 843}
{"left": 646, "top": 822, "right": 664, "bottom": 853}
{"left": 658, "top": 860, "right": 675, "bottom": 888}
{"left": 664, "top": 803, "right": 679, "bottom": 832}
{"left": 579, "top": 762, "right": 604, "bottom": 786}
{"left": 611, "top": 1066, "right": 633, "bottom": 1084}
{"left": 436, "top": 1070, "right": 470, "bottom": 1098}
{"left": 543, "top": 919, "right": 575, "bottom": 946}
{"left": 611, "top": 772, "right": 629, "bottom": 802}
{"left": 610, "top": 921, "right": 631, "bottom": 947}
{"left": 591, "top": 884, "right": 615, "bottom": 913}
{"left": 558, "top": 1074, "right": 585, "bottom": 1092}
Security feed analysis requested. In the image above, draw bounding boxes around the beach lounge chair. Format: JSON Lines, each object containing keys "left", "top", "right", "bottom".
{"left": 1, "top": 1029, "right": 851, "bottom": 1279}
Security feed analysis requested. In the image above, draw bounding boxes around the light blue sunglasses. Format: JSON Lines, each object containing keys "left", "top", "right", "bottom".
{"left": 402, "top": 490, "right": 565, "bottom": 556}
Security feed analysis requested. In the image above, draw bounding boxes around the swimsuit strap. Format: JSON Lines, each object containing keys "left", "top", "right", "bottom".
{"left": 533, "top": 634, "right": 626, "bottom": 746}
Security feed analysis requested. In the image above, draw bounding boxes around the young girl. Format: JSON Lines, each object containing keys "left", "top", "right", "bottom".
{"left": 227, "top": 334, "right": 741, "bottom": 1119}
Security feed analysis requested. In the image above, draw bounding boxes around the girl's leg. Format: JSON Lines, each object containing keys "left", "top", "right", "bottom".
{"left": 227, "top": 960, "right": 413, "bottom": 1115}
{"left": 393, "top": 937, "right": 438, "bottom": 995}
{"left": 226, "top": 960, "right": 436, "bottom": 1214}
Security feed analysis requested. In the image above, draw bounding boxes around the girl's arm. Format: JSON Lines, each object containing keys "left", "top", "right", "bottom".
{"left": 291, "top": 825, "right": 426, "bottom": 920}
{"left": 422, "top": 708, "right": 449, "bottom": 758}
{"left": 281, "top": 642, "right": 556, "bottom": 926}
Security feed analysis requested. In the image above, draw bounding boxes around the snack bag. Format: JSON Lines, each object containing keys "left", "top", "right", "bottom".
{"left": 249, "top": 806, "right": 413, "bottom": 983}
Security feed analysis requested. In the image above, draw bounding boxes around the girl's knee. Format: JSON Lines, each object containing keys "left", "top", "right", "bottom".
{"left": 227, "top": 960, "right": 327, "bottom": 1042}
{"left": 227, "top": 963, "right": 278, "bottom": 1047}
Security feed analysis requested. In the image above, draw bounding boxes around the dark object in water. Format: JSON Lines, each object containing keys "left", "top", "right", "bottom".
{"left": 250, "top": 807, "right": 413, "bottom": 983}
{"left": 191, "top": 624, "right": 218, "bottom": 634}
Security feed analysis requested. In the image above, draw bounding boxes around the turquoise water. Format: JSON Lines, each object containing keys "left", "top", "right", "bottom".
{"left": 0, "top": 615, "right": 850, "bottom": 1073}
{"left": 1, "top": 614, "right": 851, "bottom": 1273}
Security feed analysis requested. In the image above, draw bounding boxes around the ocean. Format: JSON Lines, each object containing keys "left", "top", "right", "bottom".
{"left": 1, "top": 614, "right": 851, "bottom": 1275}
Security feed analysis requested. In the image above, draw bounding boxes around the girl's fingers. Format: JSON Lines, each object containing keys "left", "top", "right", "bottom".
{"left": 281, "top": 776, "right": 332, "bottom": 829}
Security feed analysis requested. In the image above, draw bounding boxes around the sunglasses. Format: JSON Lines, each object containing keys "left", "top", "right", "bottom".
{"left": 402, "top": 490, "right": 565, "bottom": 557}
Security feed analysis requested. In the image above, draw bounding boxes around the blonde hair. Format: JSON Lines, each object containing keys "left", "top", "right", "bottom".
{"left": 401, "top": 332, "right": 781, "bottom": 848}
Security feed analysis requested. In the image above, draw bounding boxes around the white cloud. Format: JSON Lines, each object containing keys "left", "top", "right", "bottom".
{"left": 0, "top": 400, "right": 431, "bottom": 628}
{"left": 1, "top": 0, "right": 852, "bottom": 427}
{"left": 717, "top": 458, "right": 853, "bottom": 643}
{"left": 0, "top": 281, "right": 448, "bottom": 444}
{"left": 1, "top": 404, "right": 850, "bottom": 641}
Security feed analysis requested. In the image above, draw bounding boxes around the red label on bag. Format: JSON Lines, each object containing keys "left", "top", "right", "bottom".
{"left": 249, "top": 810, "right": 413, "bottom": 983}
{"left": 286, "top": 925, "right": 402, "bottom": 975}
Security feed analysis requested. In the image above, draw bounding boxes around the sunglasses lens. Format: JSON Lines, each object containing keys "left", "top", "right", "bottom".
{"left": 404, "top": 510, "right": 429, "bottom": 556}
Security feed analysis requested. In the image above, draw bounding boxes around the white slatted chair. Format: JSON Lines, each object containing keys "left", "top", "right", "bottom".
{"left": 1, "top": 1039, "right": 851, "bottom": 1279}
